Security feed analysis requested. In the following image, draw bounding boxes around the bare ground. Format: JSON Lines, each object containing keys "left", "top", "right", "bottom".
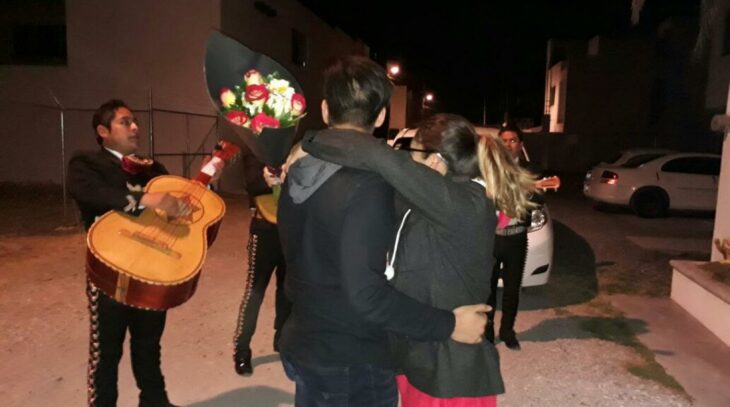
{"left": 0, "top": 182, "right": 709, "bottom": 406}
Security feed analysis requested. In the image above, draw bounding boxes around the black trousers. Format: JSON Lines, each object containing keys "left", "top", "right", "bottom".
{"left": 487, "top": 232, "right": 528, "bottom": 336}
{"left": 234, "top": 216, "right": 292, "bottom": 354}
{"left": 87, "top": 282, "right": 169, "bottom": 407}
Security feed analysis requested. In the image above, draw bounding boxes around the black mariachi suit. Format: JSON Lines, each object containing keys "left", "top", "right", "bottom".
{"left": 67, "top": 148, "right": 172, "bottom": 407}
{"left": 233, "top": 153, "right": 291, "bottom": 356}
{"left": 487, "top": 156, "right": 543, "bottom": 340}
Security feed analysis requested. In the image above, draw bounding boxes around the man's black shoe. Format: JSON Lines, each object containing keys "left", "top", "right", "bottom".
{"left": 234, "top": 350, "right": 253, "bottom": 376}
{"left": 500, "top": 332, "right": 521, "bottom": 350}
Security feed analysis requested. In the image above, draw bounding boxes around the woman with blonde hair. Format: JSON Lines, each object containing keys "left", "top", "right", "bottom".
{"left": 302, "top": 113, "right": 536, "bottom": 406}
{"left": 486, "top": 123, "right": 542, "bottom": 349}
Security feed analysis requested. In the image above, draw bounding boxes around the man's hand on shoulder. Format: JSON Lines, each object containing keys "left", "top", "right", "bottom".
{"left": 451, "top": 303, "right": 491, "bottom": 344}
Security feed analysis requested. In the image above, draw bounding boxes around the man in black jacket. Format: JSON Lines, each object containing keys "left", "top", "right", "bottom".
{"left": 67, "top": 99, "right": 188, "bottom": 407}
{"left": 277, "top": 56, "right": 488, "bottom": 406}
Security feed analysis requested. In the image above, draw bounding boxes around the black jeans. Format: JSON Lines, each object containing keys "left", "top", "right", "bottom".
{"left": 87, "top": 282, "right": 169, "bottom": 407}
{"left": 281, "top": 354, "right": 398, "bottom": 407}
{"left": 487, "top": 232, "right": 528, "bottom": 336}
{"left": 234, "top": 217, "right": 292, "bottom": 354}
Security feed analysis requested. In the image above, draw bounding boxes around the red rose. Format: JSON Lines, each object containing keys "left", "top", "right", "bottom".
{"left": 251, "top": 113, "right": 280, "bottom": 134}
{"left": 245, "top": 84, "right": 269, "bottom": 106}
{"left": 225, "top": 110, "right": 250, "bottom": 127}
{"left": 291, "top": 93, "right": 307, "bottom": 116}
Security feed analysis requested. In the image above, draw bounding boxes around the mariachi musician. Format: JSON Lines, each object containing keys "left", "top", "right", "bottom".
{"left": 68, "top": 99, "right": 199, "bottom": 407}
{"left": 232, "top": 150, "right": 292, "bottom": 376}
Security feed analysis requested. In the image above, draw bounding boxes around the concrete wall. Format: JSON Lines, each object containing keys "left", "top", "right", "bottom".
{"left": 711, "top": 85, "right": 730, "bottom": 262}
{"left": 709, "top": 3, "right": 730, "bottom": 261}
{"left": 0, "top": 0, "right": 367, "bottom": 189}
{"left": 0, "top": 0, "right": 223, "bottom": 184}
{"left": 542, "top": 37, "right": 655, "bottom": 166}
{"left": 566, "top": 37, "right": 655, "bottom": 151}
{"left": 547, "top": 61, "right": 567, "bottom": 133}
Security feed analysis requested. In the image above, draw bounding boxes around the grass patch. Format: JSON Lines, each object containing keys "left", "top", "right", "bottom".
{"left": 599, "top": 262, "right": 671, "bottom": 298}
{"left": 580, "top": 313, "right": 690, "bottom": 399}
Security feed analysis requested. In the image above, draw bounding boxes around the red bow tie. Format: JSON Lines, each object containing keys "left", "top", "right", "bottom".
{"left": 121, "top": 155, "right": 153, "bottom": 175}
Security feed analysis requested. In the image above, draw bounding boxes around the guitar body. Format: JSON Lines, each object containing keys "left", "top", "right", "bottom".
{"left": 254, "top": 194, "right": 278, "bottom": 224}
{"left": 86, "top": 175, "right": 225, "bottom": 310}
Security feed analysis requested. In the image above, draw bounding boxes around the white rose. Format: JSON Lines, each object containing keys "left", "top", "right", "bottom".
{"left": 269, "top": 79, "right": 291, "bottom": 95}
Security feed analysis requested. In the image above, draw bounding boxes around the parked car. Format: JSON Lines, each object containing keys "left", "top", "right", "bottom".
{"left": 595, "top": 148, "right": 675, "bottom": 167}
{"left": 583, "top": 152, "right": 721, "bottom": 217}
{"left": 391, "top": 130, "right": 553, "bottom": 287}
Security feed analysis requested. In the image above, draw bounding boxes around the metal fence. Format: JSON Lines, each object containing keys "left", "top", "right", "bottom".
{"left": 29, "top": 90, "right": 222, "bottom": 219}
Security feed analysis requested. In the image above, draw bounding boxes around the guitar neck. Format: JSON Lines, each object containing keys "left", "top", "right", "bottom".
{"left": 194, "top": 156, "right": 223, "bottom": 185}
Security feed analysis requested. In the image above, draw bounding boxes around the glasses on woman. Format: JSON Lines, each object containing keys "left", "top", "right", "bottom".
{"left": 392, "top": 137, "right": 436, "bottom": 154}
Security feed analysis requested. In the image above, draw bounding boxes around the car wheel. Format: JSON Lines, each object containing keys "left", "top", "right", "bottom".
{"left": 631, "top": 188, "right": 669, "bottom": 218}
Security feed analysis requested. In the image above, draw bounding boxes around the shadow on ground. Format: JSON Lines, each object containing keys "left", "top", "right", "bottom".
{"left": 187, "top": 386, "right": 293, "bottom": 407}
{"left": 593, "top": 203, "right": 715, "bottom": 219}
{"left": 519, "top": 315, "right": 649, "bottom": 344}
{"left": 252, "top": 353, "right": 281, "bottom": 368}
{"left": 514, "top": 220, "right": 599, "bottom": 311}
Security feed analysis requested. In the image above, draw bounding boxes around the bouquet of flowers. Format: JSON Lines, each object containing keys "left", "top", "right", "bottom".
{"left": 219, "top": 69, "right": 306, "bottom": 135}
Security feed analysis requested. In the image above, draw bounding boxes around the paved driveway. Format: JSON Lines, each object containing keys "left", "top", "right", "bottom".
{"left": 0, "top": 186, "right": 719, "bottom": 406}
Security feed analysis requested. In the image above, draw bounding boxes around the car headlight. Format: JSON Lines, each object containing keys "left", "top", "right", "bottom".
{"left": 528, "top": 207, "right": 547, "bottom": 233}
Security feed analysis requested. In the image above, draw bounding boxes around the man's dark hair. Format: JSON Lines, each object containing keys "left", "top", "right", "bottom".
{"left": 322, "top": 56, "right": 392, "bottom": 130}
{"left": 92, "top": 99, "right": 129, "bottom": 145}
{"left": 416, "top": 113, "right": 480, "bottom": 178}
{"left": 498, "top": 121, "right": 523, "bottom": 141}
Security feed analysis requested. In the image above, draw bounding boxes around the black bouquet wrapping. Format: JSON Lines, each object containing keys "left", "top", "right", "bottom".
{"left": 204, "top": 31, "right": 305, "bottom": 167}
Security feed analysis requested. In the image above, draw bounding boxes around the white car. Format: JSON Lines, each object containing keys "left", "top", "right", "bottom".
{"left": 583, "top": 152, "right": 721, "bottom": 217}
{"left": 391, "top": 130, "right": 552, "bottom": 287}
{"left": 594, "top": 148, "right": 675, "bottom": 167}
{"left": 522, "top": 204, "right": 553, "bottom": 287}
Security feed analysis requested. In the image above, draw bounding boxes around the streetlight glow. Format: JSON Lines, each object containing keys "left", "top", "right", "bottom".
{"left": 387, "top": 61, "right": 401, "bottom": 80}
{"left": 424, "top": 93, "right": 434, "bottom": 102}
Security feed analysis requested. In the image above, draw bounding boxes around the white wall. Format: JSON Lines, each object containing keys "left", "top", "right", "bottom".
{"left": 711, "top": 85, "right": 730, "bottom": 261}
{"left": 0, "top": 0, "right": 368, "bottom": 185}
{"left": 0, "top": 0, "right": 222, "bottom": 183}
{"left": 709, "top": 3, "right": 730, "bottom": 261}
{"left": 547, "top": 61, "right": 567, "bottom": 133}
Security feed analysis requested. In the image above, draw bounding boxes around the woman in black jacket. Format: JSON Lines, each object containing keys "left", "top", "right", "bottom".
{"left": 303, "top": 114, "right": 536, "bottom": 406}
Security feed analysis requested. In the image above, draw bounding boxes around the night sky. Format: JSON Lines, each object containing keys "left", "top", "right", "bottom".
{"left": 299, "top": 0, "right": 700, "bottom": 126}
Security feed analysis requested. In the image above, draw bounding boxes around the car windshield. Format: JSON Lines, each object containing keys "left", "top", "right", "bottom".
{"left": 620, "top": 153, "right": 667, "bottom": 168}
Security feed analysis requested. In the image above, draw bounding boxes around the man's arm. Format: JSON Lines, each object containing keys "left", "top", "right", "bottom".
{"left": 339, "top": 174, "right": 456, "bottom": 341}
{"left": 303, "top": 129, "right": 469, "bottom": 232}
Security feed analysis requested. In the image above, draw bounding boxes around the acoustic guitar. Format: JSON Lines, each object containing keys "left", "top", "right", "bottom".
{"left": 254, "top": 193, "right": 278, "bottom": 224}
{"left": 86, "top": 141, "right": 239, "bottom": 310}
{"left": 535, "top": 176, "right": 561, "bottom": 191}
